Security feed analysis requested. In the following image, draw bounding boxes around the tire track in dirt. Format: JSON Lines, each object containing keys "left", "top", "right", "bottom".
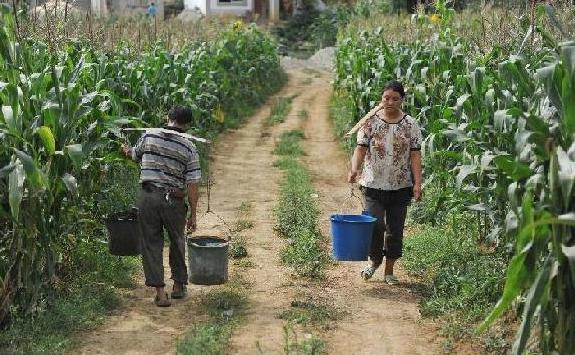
{"left": 70, "top": 67, "right": 439, "bottom": 355}
{"left": 226, "top": 69, "right": 325, "bottom": 354}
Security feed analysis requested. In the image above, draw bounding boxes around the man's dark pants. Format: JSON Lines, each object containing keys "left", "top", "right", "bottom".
{"left": 137, "top": 188, "right": 188, "bottom": 287}
{"left": 362, "top": 186, "right": 412, "bottom": 267}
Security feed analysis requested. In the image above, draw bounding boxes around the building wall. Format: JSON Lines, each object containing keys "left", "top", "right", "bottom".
{"left": 206, "top": 0, "right": 252, "bottom": 16}
{"left": 184, "top": 0, "right": 206, "bottom": 14}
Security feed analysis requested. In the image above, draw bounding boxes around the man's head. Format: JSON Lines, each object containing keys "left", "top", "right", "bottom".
{"left": 168, "top": 106, "right": 194, "bottom": 128}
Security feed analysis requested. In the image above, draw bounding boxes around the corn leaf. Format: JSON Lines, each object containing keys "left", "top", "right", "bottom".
{"left": 478, "top": 244, "right": 530, "bottom": 333}
{"left": 66, "top": 144, "right": 84, "bottom": 168}
{"left": 8, "top": 161, "right": 24, "bottom": 220}
{"left": 494, "top": 155, "right": 531, "bottom": 181}
{"left": 511, "top": 255, "right": 553, "bottom": 355}
{"left": 62, "top": 173, "right": 78, "bottom": 197}
{"left": 13, "top": 149, "right": 45, "bottom": 189}
{"left": 562, "top": 245, "right": 575, "bottom": 287}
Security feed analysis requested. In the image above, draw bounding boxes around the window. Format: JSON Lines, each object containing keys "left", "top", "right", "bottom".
{"left": 217, "top": 0, "right": 247, "bottom": 5}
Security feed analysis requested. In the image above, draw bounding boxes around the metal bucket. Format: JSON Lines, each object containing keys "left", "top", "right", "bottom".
{"left": 187, "top": 236, "right": 229, "bottom": 285}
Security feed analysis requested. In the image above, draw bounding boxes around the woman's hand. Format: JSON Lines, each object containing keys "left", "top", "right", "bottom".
{"left": 348, "top": 170, "right": 359, "bottom": 183}
{"left": 413, "top": 184, "right": 422, "bottom": 201}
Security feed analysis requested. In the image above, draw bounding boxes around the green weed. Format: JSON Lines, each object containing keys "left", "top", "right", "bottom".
{"left": 230, "top": 236, "right": 248, "bottom": 259}
{"left": 266, "top": 96, "right": 295, "bottom": 126}
{"left": 176, "top": 282, "right": 248, "bottom": 354}
{"left": 279, "top": 298, "right": 345, "bottom": 329}
{"left": 274, "top": 130, "right": 306, "bottom": 157}
{"left": 297, "top": 110, "right": 310, "bottom": 121}
{"left": 234, "top": 219, "right": 255, "bottom": 233}
{"left": 283, "top": 324, "right": 326, "bottom": 355}
{"left": 273, "top": 133, "right": 327, "bottom": 278}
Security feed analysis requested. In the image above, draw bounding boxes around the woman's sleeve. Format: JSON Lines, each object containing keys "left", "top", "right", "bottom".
{"left": 410, "top": 122, "right": 422, "bottom": 151}
{"left": 356, "top": 120, "right": 371, "bottom": 147}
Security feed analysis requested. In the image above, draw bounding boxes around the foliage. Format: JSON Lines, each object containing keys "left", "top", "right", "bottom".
{"left": 273, "top": 130, "right": 306, "bottom": 156}
{"left": 279, "top": 298, "right": 345, "bottom": 329}
{"left": 274, "top": 132, "right": 328, "bottom": 278}
{"left": 176, "top": 283, "right": 248, "bottom": 355}
{"left": 334, "top": 1, "right": 575, "bottom": 353}
{"left": 0, "top": 3, "right": 284, "bottom": 340}
{"left": 267, "top": 96, "right": 295, "bottom": 126}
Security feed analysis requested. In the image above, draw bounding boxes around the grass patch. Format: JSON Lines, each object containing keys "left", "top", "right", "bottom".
{"left": 176, "top": 280, "right": 248, "bottom": 355}
{"left": 279, "top": 298, "right": 345, "bottom": 329}
{"left": 297, "top": 110, "right": 309, "bottom": 120}
{"left": 273, "top": 130, "right": 306, "bottom": 157}
{"left": 266, "top": 96, "right": 296, "bottom": 126}
{"left": 402, "top": 216, "right": 509, "bottom": 353}
{"left": 0, "top": 242, "right": 138, "bottom": 354}
{"left": 283, "top": 324, "right": 326, "bottom": 355}
{"left": 273, "top": 131, "right": 328, "bottom": 278}
{"left": 237, "top": 201, "right": 253, "bottom": 214}
{"left": 233, "top": 219, "right": 255, "bottom": 233}
{"left": 230, "top": 235, "right": 248, "bottom": 259}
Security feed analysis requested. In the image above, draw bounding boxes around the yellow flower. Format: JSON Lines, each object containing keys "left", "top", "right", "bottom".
{"left": 213, "top": 108, "right": 225, "bottom": 123}
{"left": 233, "top": 20, "right": 243, "bottom": 32}
{"left": 430, "top": 14, "right": 441, "bottom": 24}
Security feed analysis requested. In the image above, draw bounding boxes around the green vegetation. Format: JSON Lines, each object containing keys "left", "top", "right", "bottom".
{"left": 333, "top": 0, "right": 575, "bottom": 353}
{"left": 176, "top": 282, "right": 248, "bottom": 354}
{"left": 297, "top": 110, "right": 309, "bottom": 120}
{"left": 273, "top": 130, "right": 306, "bottom": 156}
{"left": 273, "top": 130, "right": 328, "bottom": 278}
{"left": 279, "top": 298, "right": 345, "bottom": 330}
{"left": 266, "top": 96, "right": 295, "bottom": 126}
{"left": 283, "top": 324, "right": 326, "bottom": 355}
{"left": 0, "top": 4, "right": 285, "bottom": 352}
{"left": 233, "top": 219, "right": 255, "bottom": 233}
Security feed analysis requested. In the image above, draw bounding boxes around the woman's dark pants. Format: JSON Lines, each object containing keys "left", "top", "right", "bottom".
{"left": 362, "top": 186, "right": 411, "bottom": 267}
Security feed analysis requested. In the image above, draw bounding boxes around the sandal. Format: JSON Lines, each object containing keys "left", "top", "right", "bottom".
{"left": 360, "top": 265, "right": 378, "bottom": 281}
{"left": 384, "top": 274, "right": 399, "bottom": 285}
{"left": 171, "top": 285, "right": 187, "bottom": 299}
{"left": 154, "top": 293, "right": 171, "bottom": 307}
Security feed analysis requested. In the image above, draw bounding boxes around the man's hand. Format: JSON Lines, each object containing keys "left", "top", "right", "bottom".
{"left": 121, "top": 144, "right": 131, "bottom": 158}
{"left": 186, "top": 215, "right": 197, "bottom": 233}
{"left": 348, "top": 170, "right": 359, "bottom": 183}
{"left": 413, "top": 184, "right": 422, "bottom": 201}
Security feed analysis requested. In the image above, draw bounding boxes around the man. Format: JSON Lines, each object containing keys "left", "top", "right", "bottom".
{"left": 122, "top": 106, "right": 200, "bottom": 307}
{"left": 147, "top": 2, "right": 158, "bottom": 17}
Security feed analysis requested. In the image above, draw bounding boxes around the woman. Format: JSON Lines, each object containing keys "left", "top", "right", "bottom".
{"left": 348, "top": 80, "right": 423, "bottom": 285}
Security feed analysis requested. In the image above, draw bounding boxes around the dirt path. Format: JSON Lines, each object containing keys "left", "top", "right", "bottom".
{"left": 71, "top": 68, "right": 438, "bottom": 355}
{"left": 297, "top": 70, "right": 439, "bottom": 354}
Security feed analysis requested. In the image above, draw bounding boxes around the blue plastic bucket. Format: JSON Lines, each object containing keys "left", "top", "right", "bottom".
{"left": 330, "top": 213, "right": 377, "bottom": 261}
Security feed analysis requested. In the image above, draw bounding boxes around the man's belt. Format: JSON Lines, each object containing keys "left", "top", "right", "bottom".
{"left": 142, "top": 182, "right": 185, "bottom": 199}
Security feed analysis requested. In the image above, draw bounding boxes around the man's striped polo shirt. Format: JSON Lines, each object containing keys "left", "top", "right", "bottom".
{"left": 132, "top": 127, "right": 201, "bottom": 190}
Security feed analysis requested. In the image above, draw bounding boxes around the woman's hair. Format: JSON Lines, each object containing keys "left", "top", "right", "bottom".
{"left": 383, "top": 80, "right": 405, "bottom": 98}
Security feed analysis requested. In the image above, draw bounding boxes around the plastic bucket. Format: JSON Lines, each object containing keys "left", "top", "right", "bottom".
{"left": 105, "top": 209, "right": 141, "bottom": 256}
{"left": 188, "top": 237, "right": 229, "bottom": 285}
{"left": 330, "top": 214, "right": 377, "bottom": 261}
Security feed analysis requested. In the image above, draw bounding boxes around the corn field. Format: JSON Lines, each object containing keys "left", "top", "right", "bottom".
{"left": 0, "top": 4, "right": 284, "bottom": 327}
{"left": 335, "top": 1, "right": 575, "bottom": 353}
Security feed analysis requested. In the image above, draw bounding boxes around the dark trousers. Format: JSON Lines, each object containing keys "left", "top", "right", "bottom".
{"left": 137, "top": 189, "right": 188, "bottom": 287}
{"left": 362, "top": 186, "right": 411, "bottom": 266}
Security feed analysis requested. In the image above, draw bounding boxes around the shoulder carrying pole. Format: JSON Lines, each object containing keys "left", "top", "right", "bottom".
{"left": 344, "top": 103, "right": 383, "bottom": 138}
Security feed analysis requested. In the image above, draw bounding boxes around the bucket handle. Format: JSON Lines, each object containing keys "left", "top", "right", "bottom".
{"left": 339, "top": 184, "right": 365, "bottom": 215}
